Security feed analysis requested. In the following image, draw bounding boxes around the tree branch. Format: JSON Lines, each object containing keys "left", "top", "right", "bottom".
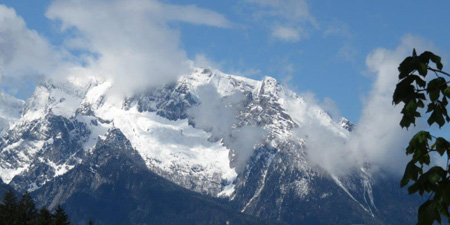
{"left": 416, "top": 80, "right": 450, "bottom": 92}
{"left": 428, "top": 67, "right": 450, "bottom": 77}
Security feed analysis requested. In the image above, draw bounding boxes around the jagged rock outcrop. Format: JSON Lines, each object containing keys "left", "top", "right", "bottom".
{"left": 0, "top": 68, "right": 420, "bottom": 224}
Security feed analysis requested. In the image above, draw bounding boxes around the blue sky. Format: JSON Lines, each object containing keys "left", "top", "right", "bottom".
{"left": 1, "top": 0, "right": 450, "bottom": 122}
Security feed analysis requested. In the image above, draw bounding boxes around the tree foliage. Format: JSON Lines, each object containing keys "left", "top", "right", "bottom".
{"left": 17, "top": 191, "right": 37, "bottom": 225}
{"left": 0, "top": 190, "right": 93, "bottom": 225}
{"left": 53, "top": 205, "right": 70, "bottom": 225}
{"left": 394, "top": 49, "right": 450, "bottom": 225}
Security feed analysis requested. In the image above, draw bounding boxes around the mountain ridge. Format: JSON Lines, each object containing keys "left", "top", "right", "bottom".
{"left": 0, "top": 67, "right": 420, "bottom": 224}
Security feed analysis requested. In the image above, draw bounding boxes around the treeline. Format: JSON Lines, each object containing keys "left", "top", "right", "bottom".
{"left": 0, "top": 190, "right": 93, "bottom": 225}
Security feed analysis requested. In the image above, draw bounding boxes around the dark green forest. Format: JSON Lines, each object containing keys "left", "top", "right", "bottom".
{"left": 0, "top": 190, "right": 93, "bottom": 225}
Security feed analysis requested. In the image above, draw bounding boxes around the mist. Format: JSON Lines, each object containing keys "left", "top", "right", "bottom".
{"left": 299, "top": 35, "right": 435, "bottom": 177}
{"left": 0, "top": 0, "right": 233, "bottom": 98}
{"left": 0, "top": 2, "right": 443, "bottom": 179}
{"left": 0, "top": 5, "right": 63, "bottom": 95}
{"left": 188, "top": 84, "right": 267, "bottom": 173}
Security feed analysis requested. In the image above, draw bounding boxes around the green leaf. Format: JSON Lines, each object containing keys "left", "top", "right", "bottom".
{"left": 427, "top": 77, "right": 447, "bottom": 102}
{"left": 406, "top": 131, "right": 431, "bottom": 155}
{"left": 436, "top": 113, "right": 446, "bottom": 127}
{"left": 426, "top": 103, "right": 434, "bottom": 113}
{"left": 418, "top": 200, "right": 441, "bottom": 225}
{"left": 432, "top": 137, "right": 450, "bottom": 156}
{"left": 443, "top": 97, "right": 449, "bottom": 107}
{"left": 397, "top": 51, "right": 450, "bottom": 225}
{"left": 423, "top": 154, "right": 431, "bottom": 165}
{"left": 405, "top": 100, "right": 417, "bottom": 115}
{"left": 428, "top": 77, "right": 446, "bottom": 89}
{"left": 407, "top": 131, "right": 433, "bottom": 166}
{"left": 418, "top": 63, "right": 428, "bottom": 76}
{"left": 427, "top": 115, "right": 435, "bottom": 126}
{"left": 414, "top": 111, "right": 421, "bottom": 117}
{"left": 441, "top": 186, "right": 450, "bottom": 205}
{"left": 400, "top": 117, "right": 412, "bottom": 128}
{"left": 444, "top": 87, "right": 450, "bottom": 98}
{"left": 425, "top": 166, "right": 446, "bottom": 183}
{"left": 431, "top": 54, "right": 443, "bottom": 70}
{"left": 430, "top": 90, "right": 440, "bottom": 102}
{"left": 415, "top": 76, "right": 426, "bottom": 87}
{"left": 398, "top": 57, "right": 414, "bottom": 79}
{"left": 408, "top": 181, "right": 420, "bottom": 194}
{"left": 417, "top": 93, "right": 426, "bottom": 100}
{"left": 437, "top": 62, "right": 443, "bottom": 70}
{"left": 417, "top": 100, "right": 425, "bottom": 108}
{"left": 428, "top": 110, "right": 445, "bottom": 127}
{"left": 401, "top": 161, "right": 421, "bottom": 187}
{"left": 427, "top": 78, "right": 446, "bottom": 102}
{"left": 418, "top": 51, "right": 433, "bottom": 68}
{"left": 417, "top": 131, "right": 432, "bottom": 143}
{"left": 393, "top": 83, "right": 415, "bottom": 105}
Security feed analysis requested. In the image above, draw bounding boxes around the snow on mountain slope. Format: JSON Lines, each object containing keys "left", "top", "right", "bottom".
{"left": 95, "top": 97, "right": 237, "bottom": 195}
{"left": 0, "top": 67, "right": 369, "bottom": 205}
{"left": 0, "top": 64, "right": 425, "bottom": 225}
{"left": 0, "top": 77, "right": 100, "bottom": 187}
{"left": 0, "top": 70, "right": 239, "bottom": 195}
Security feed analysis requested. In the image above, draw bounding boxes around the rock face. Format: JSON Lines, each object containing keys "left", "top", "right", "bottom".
{"left": 33, "top": 129, "right": 274, "bottom": 225}
{"left": 339, "top": 117, "right": 355, "bottom": 131}
{"left": 0, "top": 68, "right": 420, "bottom": 224}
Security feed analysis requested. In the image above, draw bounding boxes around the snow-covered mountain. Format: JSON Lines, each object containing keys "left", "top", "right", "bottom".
{"left": 0, "top": 68, "right": 419, "bottom": 225}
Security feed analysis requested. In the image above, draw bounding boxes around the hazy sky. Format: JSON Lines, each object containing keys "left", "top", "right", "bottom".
{"left": 1, "top": 0, "right": 450, "bottom": 122}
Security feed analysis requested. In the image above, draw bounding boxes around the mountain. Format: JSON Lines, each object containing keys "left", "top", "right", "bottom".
{"left": 33, "top": 129, "right": 274, "bottom": 225}
{"left": 0, "top": 67, "right": 420, "bottom": 224}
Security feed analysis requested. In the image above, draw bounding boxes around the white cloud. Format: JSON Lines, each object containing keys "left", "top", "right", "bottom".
{"left": 192, "top": 54, "right": 262, "bottom": 78}
{"left": 2, "top": 1, "right": 439, "bottom": 179}
{"left": 294, "top": 120, "right": 349, "bottom": 175}
{"left": 192, "top": 54, "right": 225, "bottom": 71}
{"left": 45, "top": 0, "right": 232, "bottom": 96}
{"left": 163, "top": 4, "right": 233, "bottom": 28}
{"left": 0, "top": 0, "right": 232, "bottom": 97}
{"left": 244, "top": 0, "right": 316, "bottom": 42}
{"left": 0, "top": 5, "right": 61, "bottom": 85}
{"left": 321, "top": 97, "right": 340, "bottom": 119}
{"left": 271, "top": 25, "right": 301, "bottom": 42}
{"left": 188, "top": 84, "right": 267, "bottom": 173}
{"left": 228, "top": 125, "right": 267, "bottom": 173}
{"left": 188, "top": 84, "right": 238, "bottom": 140}
{"left": 297, "top": 35, "right": 434, "bottom": 176}
{"left": 229, "top": 67, "right": 262, "bottom": 77}
{"left": 300, "top": 92, "right": 340, "bottom": 120}
{"left": 245, "top": 0, "right": 315, "bottom": 23}
{"left": 349, "top": 35, "right": 432, "bottom": 174}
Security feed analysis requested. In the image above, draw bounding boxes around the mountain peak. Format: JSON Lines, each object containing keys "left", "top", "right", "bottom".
{"left": 0, "top": 67, "right": 416, "bottom": 225}
{"left": 259, "top": 76, "right": 280, "bottom": 97}
{"left": 339, "top": 117, "right": 355, "bottom": 131}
